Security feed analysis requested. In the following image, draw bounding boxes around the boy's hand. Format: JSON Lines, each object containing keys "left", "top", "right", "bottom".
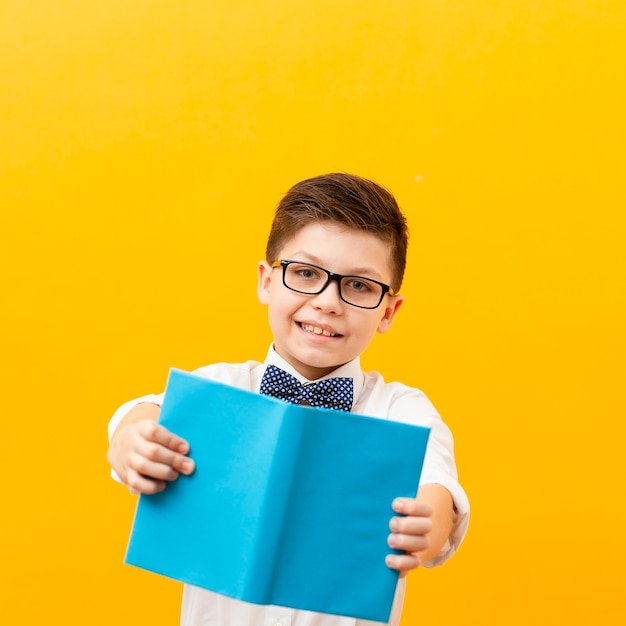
{"left": 386, "top": 497, "right": 433, "bottom": 577}
{"left": 107, "top": 414, "right": 195, "bottom": 495}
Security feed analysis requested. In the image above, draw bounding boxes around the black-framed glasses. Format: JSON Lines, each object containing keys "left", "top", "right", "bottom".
{"left": 272, "top": 259, "right": 395, "bottom": 309}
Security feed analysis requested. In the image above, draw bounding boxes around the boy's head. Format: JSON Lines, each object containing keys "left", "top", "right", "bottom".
{"left": 265, "top": 173, "right": 408, "bottom": 292}
{"left": 258, "top": 173, "right": 408, "bottom": 380}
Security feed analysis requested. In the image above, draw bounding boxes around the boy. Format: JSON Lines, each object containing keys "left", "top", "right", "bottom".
{"left": 107, "top": 173, "right": 469, "bottom": 626}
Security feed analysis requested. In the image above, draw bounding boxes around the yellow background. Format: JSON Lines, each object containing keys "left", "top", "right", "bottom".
{"left": 1, "top": 1, "right": 624, "bottom": 623}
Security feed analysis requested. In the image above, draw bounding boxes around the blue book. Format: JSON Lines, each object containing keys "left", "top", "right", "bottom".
{"left": 125, "top": 368, "right": 431, "bottom": 622}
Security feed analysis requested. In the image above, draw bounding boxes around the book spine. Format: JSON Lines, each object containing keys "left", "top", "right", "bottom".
{"left": 241, "top": 402, "right": 307, "bottom": 604}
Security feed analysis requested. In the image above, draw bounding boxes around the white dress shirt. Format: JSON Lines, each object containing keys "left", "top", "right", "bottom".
{"left": 109, "top": 346, "right": 470, "bottom": 626}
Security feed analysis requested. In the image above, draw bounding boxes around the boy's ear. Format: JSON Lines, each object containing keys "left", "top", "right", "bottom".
{"left": 257, "top": 260, "right": 272, "bottom": 305}
{"left": 376, "top": 294, "right": 404, "bottom": 334}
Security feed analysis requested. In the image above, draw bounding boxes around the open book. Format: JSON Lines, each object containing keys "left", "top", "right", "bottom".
{"left": 125, "top": 368, "right": 430, "bottom": 622}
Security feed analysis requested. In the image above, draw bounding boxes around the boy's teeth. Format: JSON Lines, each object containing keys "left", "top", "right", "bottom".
{"left": 302, "top": 324, "right": 336, "bottom": 337}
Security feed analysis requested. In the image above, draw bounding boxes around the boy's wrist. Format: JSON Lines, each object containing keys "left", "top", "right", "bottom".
{"left": 111, "top": 401, "right": 161, "bottom": 442}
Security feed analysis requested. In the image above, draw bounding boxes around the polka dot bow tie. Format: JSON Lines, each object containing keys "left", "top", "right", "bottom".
{"left": 260, "top": 364, "right": 354, "bottom": 412}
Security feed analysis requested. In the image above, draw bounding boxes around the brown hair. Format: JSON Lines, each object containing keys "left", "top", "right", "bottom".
{"left": 266, "top": 173, "right": 409, "bottom": 291}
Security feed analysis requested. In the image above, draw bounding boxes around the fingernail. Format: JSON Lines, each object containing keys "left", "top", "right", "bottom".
{"left": 390, "top": 518, "right": 398, "bottom": 531}
{"left": 393, "top": 499, "right": 405, "bottom": 513}
{"left": 386, "top": 555, "right": 397, "bottom": 568}
{"left": 181, "top": 460, "right": 193, "bottom": 474}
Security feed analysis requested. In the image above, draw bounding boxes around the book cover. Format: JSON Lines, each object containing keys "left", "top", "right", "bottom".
{"left": 125, "top": 368, "right": 431, "bottom": 622}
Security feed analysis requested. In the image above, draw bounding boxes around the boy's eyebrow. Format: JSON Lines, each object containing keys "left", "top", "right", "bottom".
{"left": 288, "top": 251, "right": 384, "bottom": 280}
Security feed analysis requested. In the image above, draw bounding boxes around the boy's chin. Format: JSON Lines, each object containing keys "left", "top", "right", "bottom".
{"left": 293, "top": 356, "right": 353, "bottom": 379}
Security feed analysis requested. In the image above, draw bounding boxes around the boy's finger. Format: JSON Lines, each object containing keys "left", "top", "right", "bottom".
{"left": 389, "top": 514, "right": 432, "bottom": 536}
{"left": 139, "top": 421, "right": 191, "bottom": 455}
{"left": 129, "top": 451, "right": 182, "bottom": 482}
{"left": 385, "top": 553, "right": 421, "bottom": 574}
{"left": 388, "top": 532, "right": 429, "bottom": 554}
{"left": 392, "top": 497, "right": 432, "bottom": 517}
{"left": 126, "top": 468, "right": 167, "bottom": 495}
{"left": 135, "top": 440, "right": 195, "bottom": 476}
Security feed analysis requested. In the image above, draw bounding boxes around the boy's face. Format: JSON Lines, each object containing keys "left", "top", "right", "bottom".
{"left": 258, "top": 221, "right": 404, "bottom": 380}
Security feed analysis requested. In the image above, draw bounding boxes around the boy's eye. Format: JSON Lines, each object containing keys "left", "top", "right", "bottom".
{"left": 345, "top": 278, "right": 373, "bottom": 293}
{"left": 293, "top": 266, "right": 322, "bottom": 280}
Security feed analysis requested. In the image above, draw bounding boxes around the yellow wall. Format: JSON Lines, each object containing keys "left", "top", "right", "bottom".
{"left": 1, "top": 1, "right": 624, "bottom": 623}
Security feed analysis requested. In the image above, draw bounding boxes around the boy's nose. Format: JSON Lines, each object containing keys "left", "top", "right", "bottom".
{"left": 311, "top": 278, "right": 343, "bottom": 312}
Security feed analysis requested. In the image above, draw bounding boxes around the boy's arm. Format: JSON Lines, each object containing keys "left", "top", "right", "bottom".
{"left": 106, "top": 402, "right": 195, "bottom": 495}
{"left": 386, "top": 483, "right": 454, "bottom": 576}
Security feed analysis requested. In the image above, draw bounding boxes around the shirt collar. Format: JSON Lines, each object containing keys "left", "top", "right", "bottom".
{"left": 263, "top": 345, "right": 364, "bottom": 407}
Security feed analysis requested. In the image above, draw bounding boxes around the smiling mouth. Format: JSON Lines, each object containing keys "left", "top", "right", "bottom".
{"left": 298, "top": 323, "right": 342, "bottom": 337}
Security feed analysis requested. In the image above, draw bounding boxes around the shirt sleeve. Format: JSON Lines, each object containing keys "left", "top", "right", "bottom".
{"left": 378, "top": 381, "right": 470, "bottom": 568}
{"left": 420, "top": 433, "right": 470, "bottom": 568}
